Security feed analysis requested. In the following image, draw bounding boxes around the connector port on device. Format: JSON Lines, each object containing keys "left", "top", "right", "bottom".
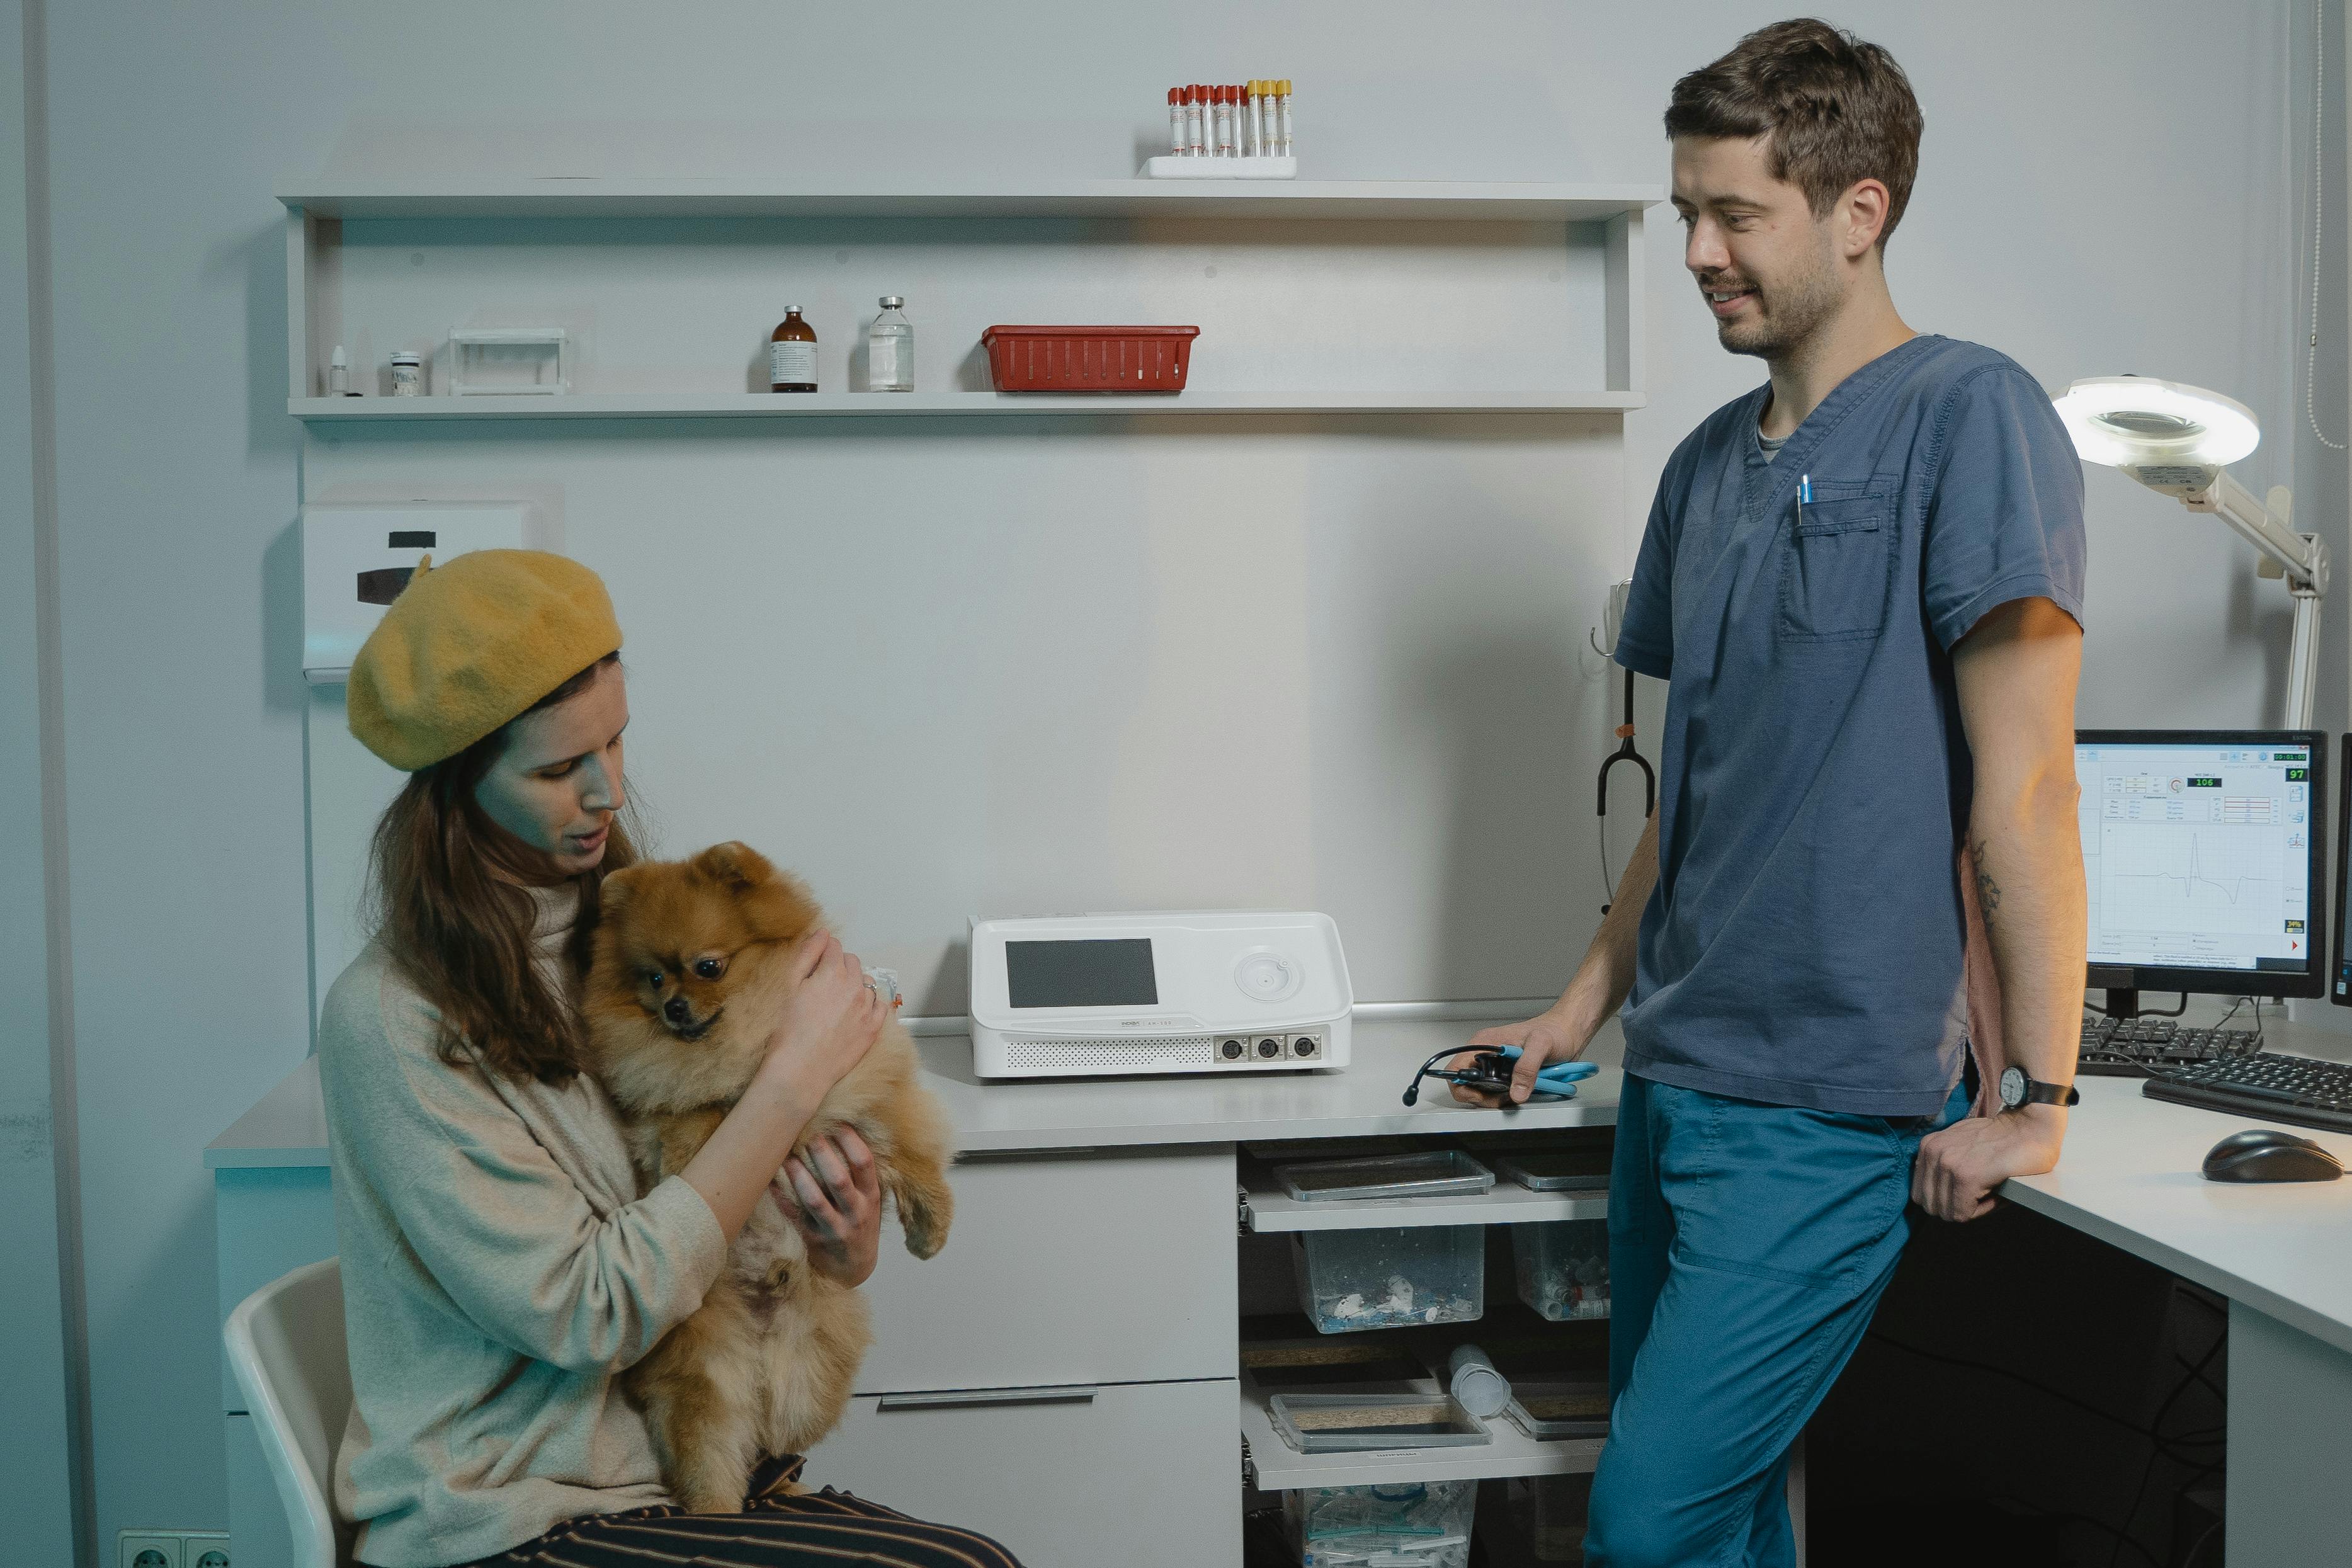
{"left": 1290, "top": 1034, "right": 1320, "bottom": 1057}
{"left": 1219, "top": 1038, "right": 1247, "bottom": 1061}
{"left": 1255, "top": 1037, "right": 1283, "bottom": 1059}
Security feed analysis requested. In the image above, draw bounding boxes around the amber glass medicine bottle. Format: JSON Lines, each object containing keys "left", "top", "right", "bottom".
{"left": 769, "top": 308, "right": 817, "bottom": 392}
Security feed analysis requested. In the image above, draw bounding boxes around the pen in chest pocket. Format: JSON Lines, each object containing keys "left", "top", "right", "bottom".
{"left": 1798, "top": 472, "right": 1811, "bottom": 529}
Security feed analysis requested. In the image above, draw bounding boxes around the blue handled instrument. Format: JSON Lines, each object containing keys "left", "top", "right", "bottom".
{"left": 1402, "top": 1045, "right": 1598, "bottom": 1106}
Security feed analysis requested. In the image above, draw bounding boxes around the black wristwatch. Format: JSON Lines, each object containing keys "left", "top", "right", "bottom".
{"left": 1999, "top": 1065, "right": 2081, "bottom": 1111}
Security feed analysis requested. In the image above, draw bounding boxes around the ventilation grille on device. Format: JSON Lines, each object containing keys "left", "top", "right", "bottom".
{"left": 1004, "top": 1035, "right": 1215, "bottom": 1071}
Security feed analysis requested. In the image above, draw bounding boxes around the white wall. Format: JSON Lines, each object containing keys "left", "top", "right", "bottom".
{"left": 22, "top": 0, "right": 2338, "bottom": 1550}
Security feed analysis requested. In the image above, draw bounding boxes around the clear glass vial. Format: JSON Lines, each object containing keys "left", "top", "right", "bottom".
{"left": 866, "top": 297, "right": 912, "bottom": 392}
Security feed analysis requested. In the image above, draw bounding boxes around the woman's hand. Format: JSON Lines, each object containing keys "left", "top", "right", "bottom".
{"left": 775, "top": 1128, "right": 883, "bottom": 1287}
{"left": 757, "top": 931, "right": 888, "bottom": 1099}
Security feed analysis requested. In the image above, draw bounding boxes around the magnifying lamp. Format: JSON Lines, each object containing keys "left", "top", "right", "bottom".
{"left": 2052, "top": 376, "right": 2329, "bottom": 728}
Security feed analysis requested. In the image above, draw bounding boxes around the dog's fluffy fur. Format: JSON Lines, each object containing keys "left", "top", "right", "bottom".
{"left": 582, "top": 841, "right": 955, "bottom": 1513}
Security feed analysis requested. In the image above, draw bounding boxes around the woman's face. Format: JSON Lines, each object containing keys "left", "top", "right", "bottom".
{"left": 474, "top": 661, "right": 628, "bottom": 875}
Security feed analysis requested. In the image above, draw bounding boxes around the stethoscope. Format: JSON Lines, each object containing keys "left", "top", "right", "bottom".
{"left": 1591, "top": 580, "right": 1654, "bottom": 915}
{"left": 1401, "top": 1045, "right": 1599, "bottom": 1106}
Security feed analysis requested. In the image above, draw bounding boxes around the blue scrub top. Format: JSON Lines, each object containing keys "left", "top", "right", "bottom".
{"left": 1613, "top": 335, "right": 2086, "bottom": 1116}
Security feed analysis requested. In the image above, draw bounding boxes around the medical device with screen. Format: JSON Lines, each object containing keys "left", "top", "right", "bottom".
{"left": 2078, "top": 730, "right": 2327, "bottom": 1016}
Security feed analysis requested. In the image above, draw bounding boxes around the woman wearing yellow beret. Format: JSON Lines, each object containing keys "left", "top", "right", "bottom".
{"left": 317, "top": 550, "right": 1020, "bottom": 1568}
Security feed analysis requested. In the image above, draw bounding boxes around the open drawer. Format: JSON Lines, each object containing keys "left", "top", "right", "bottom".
{"left": 1240, "top": 1372, "right": 1603, "bottom": 1491}
{"left": 1239, "top": 1150, "right": 1607, "bottom": 1233}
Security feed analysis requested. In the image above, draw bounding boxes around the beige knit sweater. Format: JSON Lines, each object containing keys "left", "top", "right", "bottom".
{"left": 317, "top": 885, "right": 726, "bottom": 1567}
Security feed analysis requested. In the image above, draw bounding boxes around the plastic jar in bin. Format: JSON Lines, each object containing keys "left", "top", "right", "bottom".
{"left": 1287, "top": 1479, "right": 1477, "bottom": 1568}
{"left": 1511, "top": 1219, "right": 1610, "bottom": 1321}
{"left": 1292, "top": 1225, "right": 1484, "bottom": 1333}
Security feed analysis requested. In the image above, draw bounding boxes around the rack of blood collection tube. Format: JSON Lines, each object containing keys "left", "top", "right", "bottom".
{"left": 1142, "top": 79, "right": 1295, "bottom": 179}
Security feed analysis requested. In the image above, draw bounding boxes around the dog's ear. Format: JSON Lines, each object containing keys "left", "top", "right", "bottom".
{"left": 596, "top": 866, "right": 638, "bottom": 915}
{"left": 692, "top": 840, "right": 775, "bottom": 890}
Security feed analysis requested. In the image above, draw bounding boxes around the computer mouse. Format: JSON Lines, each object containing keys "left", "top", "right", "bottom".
{"left": 2201, "top": 1128, "right": 2345, "bottom": 1183}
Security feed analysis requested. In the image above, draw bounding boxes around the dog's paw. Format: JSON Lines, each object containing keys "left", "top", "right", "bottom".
{"left": 900, "top": 1192, "right": 953, "bottom": 1259}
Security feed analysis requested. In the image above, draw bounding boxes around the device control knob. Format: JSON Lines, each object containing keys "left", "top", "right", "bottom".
{"left": 1235, "top": 949, "right": 1303, "bottom": 1003}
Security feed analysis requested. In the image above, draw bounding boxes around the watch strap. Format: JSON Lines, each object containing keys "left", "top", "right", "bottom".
{"left": 2016, "top": 1074, "right": 2081, "bottom": 1108}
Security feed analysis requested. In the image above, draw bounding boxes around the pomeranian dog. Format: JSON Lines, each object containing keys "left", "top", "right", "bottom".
{"left": 582, "top": 841, "right": 955, "bottom": 1512}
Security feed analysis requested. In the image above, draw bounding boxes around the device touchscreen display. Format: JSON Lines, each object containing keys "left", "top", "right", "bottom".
{"left": 1006, "top": 938, "right": 1159, "bottom": 1008}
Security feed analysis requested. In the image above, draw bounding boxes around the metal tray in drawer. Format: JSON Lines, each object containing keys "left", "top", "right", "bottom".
{"left": 853, "top": 1145, "right": 1236, "bottom": 1394}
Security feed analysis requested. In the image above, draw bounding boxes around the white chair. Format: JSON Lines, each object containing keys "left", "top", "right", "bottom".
{"left": 224, "top": 1258, "right": 355, "bottom": 1568}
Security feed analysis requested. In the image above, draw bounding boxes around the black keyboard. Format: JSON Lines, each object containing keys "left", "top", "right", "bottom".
{"left": 2144, "top": 1051, "right": 2352, "bottom": 1134}
{"left": 2079, "top": 1015, "right": 2263, "bottom": 1079}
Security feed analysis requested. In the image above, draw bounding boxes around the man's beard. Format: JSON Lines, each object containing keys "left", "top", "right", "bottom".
{"left": 1713, "top": 253, "right": 1843, "bottom": 361}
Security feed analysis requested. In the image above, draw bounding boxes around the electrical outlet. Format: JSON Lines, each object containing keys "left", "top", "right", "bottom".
{"left": 185, "top": 1532, "right": 229, "bottom": 1568}
{"left": 118, "top": 1533, "right": 181, "bottom": 1568}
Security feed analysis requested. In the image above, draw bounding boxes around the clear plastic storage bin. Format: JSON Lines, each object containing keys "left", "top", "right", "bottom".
{"left": 1293, "top": 1225, "right": 1485, "bottom": 1333}
{"left": 1511, "top": 1220, "right": 1610, "bottom": 1321}
{"left": 1504, "top": 1380, "right": 1610, "bottom": 1440}
{"left": 1287, "top": 1478, "right": 1477, "bottom": 1568}
{"left": 1270, "top": 1392, "right": 1491, "bottom": 1453}
{"left": 1501, "top": 1472, "right": 1591, "bottom": 1564}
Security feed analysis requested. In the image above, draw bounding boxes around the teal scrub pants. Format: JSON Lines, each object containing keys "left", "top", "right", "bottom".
{"left": 1582, "top": 1072, "right": 1971, "bottom": 1567}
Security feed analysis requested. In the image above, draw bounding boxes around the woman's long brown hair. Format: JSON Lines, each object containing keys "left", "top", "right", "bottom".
{"left": 363, "top": 654, "right": 647, "bottom": 1084}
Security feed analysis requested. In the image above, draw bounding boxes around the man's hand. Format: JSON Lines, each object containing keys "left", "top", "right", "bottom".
{"left": 1448, "top": 1009, "right": 1593, "bottom": 1106}
{"left": 1912, "top": 1106, "right": 2065, "bottom": 1222}
{"left": 774, "top": 1128, "right": 884, "bottom": 1287}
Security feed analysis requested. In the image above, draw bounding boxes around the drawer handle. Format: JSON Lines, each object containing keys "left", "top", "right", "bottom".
{"left": 876, "top": 1384, "right": 1100, "bottom": 1412}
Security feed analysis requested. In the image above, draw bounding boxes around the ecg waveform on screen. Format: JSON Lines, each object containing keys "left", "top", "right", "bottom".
{"left": 2100, "top": 822, "right": 2285, "bottom": 937}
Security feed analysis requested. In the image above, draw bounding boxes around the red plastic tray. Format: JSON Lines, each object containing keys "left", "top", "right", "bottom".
{"left": 981, "top": 325, "right": 1200, "bottom": 393}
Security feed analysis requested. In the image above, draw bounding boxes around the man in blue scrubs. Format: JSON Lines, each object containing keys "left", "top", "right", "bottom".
{"left": 1456, "top": 20, "right": 2088, "bottom": 1566}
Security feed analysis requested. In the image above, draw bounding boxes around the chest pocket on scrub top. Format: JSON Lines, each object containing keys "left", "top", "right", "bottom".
{"left": 1778, "top": 475, "right": 1897, "bottom": 642}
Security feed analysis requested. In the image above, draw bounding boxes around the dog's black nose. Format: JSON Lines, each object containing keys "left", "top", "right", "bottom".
{"left": 664, "top": 996, "right": 691, "bottom": 1024}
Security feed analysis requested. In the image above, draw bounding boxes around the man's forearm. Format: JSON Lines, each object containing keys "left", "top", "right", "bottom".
{"left": 1553, "top": 810, "right": 1658, "bottom": 1034}
{"left": 1971, "top": 778, "right": 2085, "bottom": 1089}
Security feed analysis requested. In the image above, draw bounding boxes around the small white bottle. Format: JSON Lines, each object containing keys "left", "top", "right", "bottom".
{"left": 866, "top": 297, "right": 913, "bottom": 392}
{"left": 327, "top": 344, "right": 349, "bottom": 395}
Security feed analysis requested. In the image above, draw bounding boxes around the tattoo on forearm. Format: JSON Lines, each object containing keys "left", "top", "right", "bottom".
{"left": 1972, "top": 836, "right": 2002, "bottom": 924}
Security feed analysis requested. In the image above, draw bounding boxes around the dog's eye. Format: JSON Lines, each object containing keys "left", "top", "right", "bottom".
{"left": 641, "top": 970, "right": 664, "bottom": 990}
{"left": 693, "top": 958, "right": 724, "bottom": 980}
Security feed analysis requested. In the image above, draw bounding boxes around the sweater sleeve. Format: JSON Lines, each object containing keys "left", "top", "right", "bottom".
{"left": 317, "top": 956, "right": 729, "bottom": 1374}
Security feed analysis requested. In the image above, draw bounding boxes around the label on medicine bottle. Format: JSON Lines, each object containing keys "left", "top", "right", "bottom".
{"left": 770, "top": 340, "right": 817, "bottom": 387}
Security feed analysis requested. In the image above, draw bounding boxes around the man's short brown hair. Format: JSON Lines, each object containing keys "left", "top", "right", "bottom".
{"left": 1664, "top": 18, "right": 1924, "bottom": 249}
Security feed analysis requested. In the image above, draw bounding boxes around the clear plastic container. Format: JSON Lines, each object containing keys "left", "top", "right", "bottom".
{"left": 1501, "top": 1472, "right": 1591, "bottom": 1563}
{"left": 1242, "top": 1341, "right": 1433, "bottom": 1395}
{"left": 1292, "top": 1226, "right": 1485, "bottom": 1333}
{"left": 866, "top": 297, "right": 913, "bottom": 391}
{"left": 1287, "top": 1479, "right": 1477, "bottom": 1568}
{"left": 1270, "top": 1392, "right": 1491, "bottom": 1453}
{"left": 1511, "top": 1220, "right": 1610, "bottom": 1321}
{"left": 1276, "top": 1150, "right": 1496, "bottom": 1203}
{"left": 1504, "top": 1380, "right": 1610, "bottom": 1441}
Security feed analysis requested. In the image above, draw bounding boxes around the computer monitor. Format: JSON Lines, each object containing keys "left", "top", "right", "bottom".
{"left": 2077, "top": 730, "right": 2327, "bottom": 1018}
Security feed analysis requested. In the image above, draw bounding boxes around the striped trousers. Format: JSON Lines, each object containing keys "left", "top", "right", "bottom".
{"left": 453, "top": 1457, "right": 1025, "bottom": 1568}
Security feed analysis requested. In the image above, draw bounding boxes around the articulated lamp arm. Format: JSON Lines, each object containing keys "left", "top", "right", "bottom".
{"left": 2187, "top": 474, "right": 2328, "bottom": 729}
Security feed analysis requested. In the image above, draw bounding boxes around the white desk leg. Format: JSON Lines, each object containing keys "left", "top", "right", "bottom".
{"left": 2228, "top": 1300, "right": 2352, "bottom": 1561}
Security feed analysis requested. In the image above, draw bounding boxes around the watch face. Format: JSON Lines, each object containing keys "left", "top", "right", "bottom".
{"left": 1999, "top": 1065, "right": 2026, "bottom": 1108}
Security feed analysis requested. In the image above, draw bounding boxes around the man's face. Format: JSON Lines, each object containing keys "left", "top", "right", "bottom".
{"left": 1671, "top": 134, "right": 1846, "bottom": 361}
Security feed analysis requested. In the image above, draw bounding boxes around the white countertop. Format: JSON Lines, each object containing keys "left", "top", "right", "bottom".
{"left": 203, "top": 1011, "right": 1622, "bottom": 1169}
{"left": 204, "top": 1003, "right": 2352, "bottom": 1354}
{"left": 2003, "top": 1013, "right": 2352, "bottom": 1358}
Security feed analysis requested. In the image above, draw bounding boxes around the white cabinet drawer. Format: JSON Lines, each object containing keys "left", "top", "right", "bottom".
{"left": 805, "top": 1377, "right": 1240, "bottom": 1568}
{"left": 858, "top": 1145, "right": 1236, "bottom": 1394}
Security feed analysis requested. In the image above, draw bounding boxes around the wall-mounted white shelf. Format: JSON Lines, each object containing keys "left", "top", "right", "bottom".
{"left": 290, "top": 389, "right": 1645, "bottom": 421}
{"left": 274, "top": 177, "right": 1659, "bottom": 224}
{"left": 278, "top": 177, "right": 1657, "bottom": 421}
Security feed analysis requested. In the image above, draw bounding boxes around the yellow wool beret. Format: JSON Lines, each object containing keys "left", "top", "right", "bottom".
{"left": 347, "top": 549, "right": 623, "bottom": 771}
